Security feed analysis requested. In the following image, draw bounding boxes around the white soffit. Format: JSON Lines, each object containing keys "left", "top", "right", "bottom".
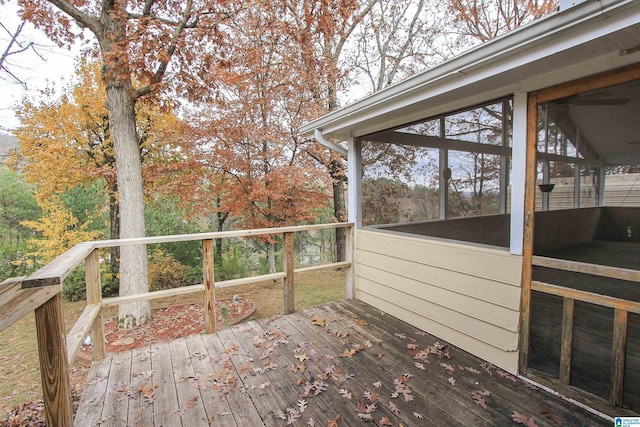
{"left": 300, "top": 0, "right": 640, "bottom": 140}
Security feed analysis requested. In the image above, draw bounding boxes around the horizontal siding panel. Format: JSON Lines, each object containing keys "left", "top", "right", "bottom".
{"left": 357, "top": 250, "right": 521, "bottom": 310}
{"left": 357, "top": 230, "right": 521, "bottom": 285}
{"left": 357, "top": 276, "right": 519, "bottom": 350}
{"left": 356, "top": 263, "right": 520, "bottom": 332}
{"left": 356, "top": 289, "right": 519, "bottom": 374}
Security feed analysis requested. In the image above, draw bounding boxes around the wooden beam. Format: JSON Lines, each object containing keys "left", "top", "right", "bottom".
{"left": 610, "top": 308, "right": 628, "bottom": 407}
{"left": 85, "top": 249, "right": 105, "bottom": 360}
{"left": 35, "top": 293, "right": 73, "bottom": 426}
{"left": 93, "top": 222, "right": 354, "bottom": 248}
{"left": 217, "top": 273, "right": 285, "bottom": 289}
{"left": 534, "top": 63, "right": 640, "bottom": 104}
{"left": 203, "top": 239, "right": 216, "bottom": 334}
{"left": 518, "top": 92, "right": 539, "bottom": 373}
{"left": 66, "top": 304, "right": 101, "bottom": 365}
{"left": 102, "top": 284, "right": 205, "bottom": 307}
{"left": 532, "top": 256, "right": 640, "bottom": 283}
{"left": 0, "top": 285, "right": 58, "bottom": 333}
{"left": 559, "top": 298, "right": 574, "bottom": 384}
{"left": 367, "top": 130, "right": 511, "bottom": 157}
{"left": 21, "top": 242, "right": 95, "bottom": 289}
{"left": 283, "top": 232, "right": 295, "bottom": 315}
{"left": 532, "top": 280, "right": 640, "bottom": 313}
{"left": 344, "top": 226, "right": 355, "bottom": 300}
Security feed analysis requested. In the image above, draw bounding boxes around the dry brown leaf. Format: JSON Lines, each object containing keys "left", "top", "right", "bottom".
{"left": 512, "top": 412, "right": 539, "bottom": 427}
{"left": 327, "top": 414, "right": 341, "bottom": 427}
{"left": 311, "top": 317, "right": 326, "bottom": 327}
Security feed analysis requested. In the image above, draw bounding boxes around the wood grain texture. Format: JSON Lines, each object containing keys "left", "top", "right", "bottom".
{"left": 85, "top": 249, "right": 105, "bottom": 360}
{"left": 21, "top": 242, "right": 94, "bottom": 289}
{"left": 610, "top": 308, "right": 628, "bottom": 407}
{"left": 203, "top": 239, "right": 216, "bottom": 334}
{"left": 74, "top": 301, "right": 610, "bottom": 425}
{"left": 0, "top": 285, "right": 57, "bottom": 333}
{"left": 283, "top": 232, "right": 295, "bottom": 315}
{"left": 559, "top": 297, "right": 574, "bottom": 384}
{"left": 35, "top": 293, "right": 72, "bottom": 427}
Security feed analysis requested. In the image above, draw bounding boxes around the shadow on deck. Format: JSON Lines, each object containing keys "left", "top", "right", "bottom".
{"left": 75, "top": 300, "right": 608, "bottom": 426}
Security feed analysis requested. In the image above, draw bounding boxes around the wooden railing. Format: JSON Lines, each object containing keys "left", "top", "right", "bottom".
{"left": 528, "top": 255, "right": 640, "bottom": 408}
{"left": 0, "top": 222, "right": 354, "bottom": 426}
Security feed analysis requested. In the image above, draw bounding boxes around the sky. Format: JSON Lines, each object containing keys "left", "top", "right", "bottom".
{"left": 0, "top": 1, "right": 81, "bottom": 132}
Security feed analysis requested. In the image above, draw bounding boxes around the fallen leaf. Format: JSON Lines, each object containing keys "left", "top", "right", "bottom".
{"left": 357, "top": 413, "right": 374, "bottom": 421}
{"left": 380, "top": 416, "right": 393, "bottom": 426}
{"left": 413, "top": 412, "right": 424, "bottom": 419}
{"left": 394, "top": 333, "right": 406, "bottom": 339}
{"left": 339, "top": 389, "right": 352, "bottom": 400}
{"left": 311, "top": 317, "right": 326, "bottom": 327}
{"left": 327, "top": 414, "right": 341, "bottom": 427}
{"left": 373, "top": 381, "right": 382, "bottom": 388}
{"left": 465, "top": 367, "right": 481, "bottom": 374}
{"left": 389, "top": 401, "right": 400, "bottom": 416}
{"left": 363, "top": 391, "right": 379, "bottom": 402}
{"left": 295, "top": 353, "right": 309, "bottom": 362}
{"left": 471, "top": 390, "right": 489, "bottom": 409}
{"left": 414, "top": 362, "right": 426, "bottom": 370}
{"left": 540, "top": 405, "right": 564, "bottom": 426}
{"left": 440, "top": 363, "right": 455, "bottom": 375}
{"left": 339, "top": 348, "right": 356, "bottom": 358}
{"left": 448, "top": 377, "right": 456, "bottom": 386}
{"left": 512, "top": 412, "right": 539, "bottom": 427}
{"left": 297, "top": 399, "right": 308, "bottom": 413}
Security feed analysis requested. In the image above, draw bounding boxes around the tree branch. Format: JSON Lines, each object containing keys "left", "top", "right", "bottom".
{"left": 47, "top": 0, "right": 101, "bottom": 33}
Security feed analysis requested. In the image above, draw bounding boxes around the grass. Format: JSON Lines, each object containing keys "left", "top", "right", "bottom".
{"left": 0, "top": 269, "right": 345, "bottom": 417}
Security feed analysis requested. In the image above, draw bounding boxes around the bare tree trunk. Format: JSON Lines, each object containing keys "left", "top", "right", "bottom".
{"left": 105, "top": 81, "right": 151, "bottom": 328}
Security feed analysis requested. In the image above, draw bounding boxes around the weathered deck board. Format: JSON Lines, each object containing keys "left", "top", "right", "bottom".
{"left": 75, "top": 301, "right": 610, "bottom": 426}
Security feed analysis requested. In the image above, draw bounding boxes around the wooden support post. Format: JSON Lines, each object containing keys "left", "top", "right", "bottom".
{"left": 559, "top": 297, "right": 574, "bottom": 384}
{"left": 35, "top": 293, "right": 73, "bottom": 427}
{"left": 85, "top": 249, "right": 105, "bottom": 360}
{"left": 345, "top": 225, "right": 355, "bottom": 300}
{"left": 610, "top": 308, "right": 628, "bottom": 407}
{"left": 203, "top": 239, "right": 216, "bottom": 334}
{"left": 283, "top": 232, "right": 295, "bottom": 314}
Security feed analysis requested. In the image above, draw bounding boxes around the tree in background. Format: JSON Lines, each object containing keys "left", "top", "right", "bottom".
{"left": 0, "top": 166, "right": 40, "bottom": 280}
{"left": 17, "top": 0, "right": 236, "bottom": 328}
{"left": 11, "top": 59, "right": 200, "bottom": 317}
{"left": 192, "top": 1, "right": 332, "bottom": 272}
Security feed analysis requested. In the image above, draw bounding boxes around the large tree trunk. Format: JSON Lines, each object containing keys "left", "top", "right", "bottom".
{"left": 97, "top": 6, "right": 151, "bottom": 329}
{"left": 105, "top": 81, "right": 151, "bottom": 329}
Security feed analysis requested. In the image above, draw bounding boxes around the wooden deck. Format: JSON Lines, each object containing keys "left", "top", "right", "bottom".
{"left": 75, "top": 300, "right": 608, "bottom": 426}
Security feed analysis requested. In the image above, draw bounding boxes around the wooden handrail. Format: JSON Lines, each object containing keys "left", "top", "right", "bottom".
{"left": 532, "top": 255, "right": 640, "bottom": 283}
{"left": 1, "top": 222, "right": 354, "bottom": 426}
{"left": 531, "top": 280, "right": 640, "bottom": 313}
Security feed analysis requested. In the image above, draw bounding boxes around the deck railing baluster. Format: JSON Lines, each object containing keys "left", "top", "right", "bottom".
{"left": 559, "top": 297, "right": 574, "bottom": 384}
{"left": 610, "top": 308, "right": 628, "bottom": 406}
{"left": 283, "top": 232, "right": 295, "bottom": 314}
{"left": 85, "top": 249, "right": 105, "bottom": 360}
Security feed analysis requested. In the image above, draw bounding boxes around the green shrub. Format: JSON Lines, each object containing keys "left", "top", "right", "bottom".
{"left": 61, "top": 267, "right": 87, "bottom": 302}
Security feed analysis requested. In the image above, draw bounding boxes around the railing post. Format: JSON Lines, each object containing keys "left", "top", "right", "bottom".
{"left": 345, "top": 225, "right": 355, "bottom": 300}
{"left": 203, "top": 239, "right": 216, "bottom": 333}
{"left": 283, "top": 232, "right": 295, "bottom": 314}
{"left": 85, "top": 249, "right": 105, "bottom": 360}
{"left": 559, "top": 297, "right": 574, "bottom": 384}
{"left": 611, "top": 308, "right": 628, "bottom": 406}
{"left": 35, "top": 293, "right": 73, "bottom": 426}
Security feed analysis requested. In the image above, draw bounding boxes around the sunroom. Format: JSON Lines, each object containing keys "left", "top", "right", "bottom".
{"left": 302, "top": 0, "right": 640, "bottom": 415}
